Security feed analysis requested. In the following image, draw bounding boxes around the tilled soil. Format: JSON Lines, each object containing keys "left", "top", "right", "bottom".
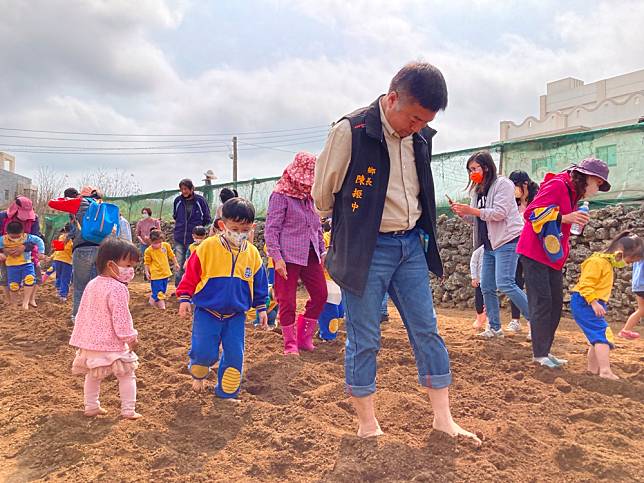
{"left": 0, "top": 281, "right": 642, "bottom": 482}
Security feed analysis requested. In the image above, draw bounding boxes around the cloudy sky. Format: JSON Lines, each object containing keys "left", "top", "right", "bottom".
{"left": 1, "top": 0, "right": 643, "bottom": 193}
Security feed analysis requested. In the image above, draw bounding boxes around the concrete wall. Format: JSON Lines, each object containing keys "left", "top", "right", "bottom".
{"left": 0, "top": 168, "right": 35, "bottom": 209}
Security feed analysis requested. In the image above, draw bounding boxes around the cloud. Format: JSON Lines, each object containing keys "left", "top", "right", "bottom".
{"left": 0, "top": 0, "right": 642, "bottom": 195}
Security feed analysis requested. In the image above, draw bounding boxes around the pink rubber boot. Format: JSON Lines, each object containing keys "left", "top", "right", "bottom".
{"left": 297, "top": 315, "right": 317, "bottom": 352}
{"left": 281, "top": 323, "right": 299, "bottom": 356}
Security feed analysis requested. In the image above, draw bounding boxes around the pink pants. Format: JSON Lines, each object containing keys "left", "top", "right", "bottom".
{"left": 84, "top": 373, "right": 137, "bottom": 416}
{"left": 274, "top": 248, "right": 328, "bottom": 327}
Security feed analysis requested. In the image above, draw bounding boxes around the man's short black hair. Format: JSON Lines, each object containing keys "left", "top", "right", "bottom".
{"left": 6, "top": 221, "right": 24, "bottom": 235}
{"left": 95, "top": 237, "right": 140, "bottom": 274}
{"left": 221, "top": 198, "right": 255, "bottom": 223}
{"left": 192, "top": 225, "right": 207, "bottom": 237}
{"left": 64, "top": 187, "right": 79, "bottom": 198}
{"left": 179, "top": 178, "right": 194, "bottom": 190}
{"left": 389, "top": 62, "right": 448, "bottom": 112}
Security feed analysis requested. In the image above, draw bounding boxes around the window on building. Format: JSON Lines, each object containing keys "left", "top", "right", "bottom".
{"left": 595, "top": 144, "right": 617, "bottom": 167}
{"left": 531, "top": 155, "right": 556, "bottom": 174}
{"left": 4, "top": 190, "right": 9, "bottom": 201}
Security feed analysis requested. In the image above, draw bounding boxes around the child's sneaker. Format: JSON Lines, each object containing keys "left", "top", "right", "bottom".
{"left": 533, "top": 356, "right": 560, "bottom": 369}
{"left": 506, "top": 319, "right": 521, "bottom": 333}
{"left": 618, "top": 329, "right": 640, "bottom": 340}
{"left": 478, "top": 327, "right": 503, "bottom": 338}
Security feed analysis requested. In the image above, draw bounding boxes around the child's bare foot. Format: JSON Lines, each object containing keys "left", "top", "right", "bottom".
{"left": 29, "top": 300, "right": 37, "bottom": 307}
{"left": 599, "top": 370, "right": 619, "bottom": 380}
{"left": 121, "top": 411, "right": 142, "bottom": 420}
{"left": 158, "top": 300, "right": 166, "bottom": 310}
{"left": 192, "top": 379, "right": 205, "bottom": 393}
{"left": 357, "top": 420, "right": 384, "bottom": 438}
{"left": 433, "top": 418, "right": 482, "bottom": 446}
{"left": 84, "top": 407, "right": 108, "bottom": 417}
{"left": 21, "top": 303, "right": 29, "bottom": 311}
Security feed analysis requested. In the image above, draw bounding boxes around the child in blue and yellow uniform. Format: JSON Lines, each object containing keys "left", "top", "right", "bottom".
{"left": 317, "top": 219, "right": 344, "bottom": 341}
{"left": 177, "top": 198, "right": 268, "bottom": 398}
{"left": 144, "top": 229, "right": 179, "bottom": 310}
{"left": 51, "top": 224, "right": 74, "bottom": 301}
{"left": 183, "top": 225, "right": 207, "bottom": 269}
{"left": 248, "top": 244, "right": 279, "bottom": 328}
{"left": 0, "top": 221, "right": 45, "bottom": 310}
{"left": 571, "top": 231, "right": 643, "bottom": 380}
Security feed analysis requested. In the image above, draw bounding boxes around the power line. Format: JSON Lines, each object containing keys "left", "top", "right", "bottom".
{"left": 0, "top": 124, "right": 330, "bottom": 137}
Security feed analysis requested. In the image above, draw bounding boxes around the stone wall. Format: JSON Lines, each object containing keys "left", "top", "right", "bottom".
{"left": 151, "top": 204, "right": 644, "bottom": 321}
{"left": 432, "top": 203, "right": 644, "bottom": 321}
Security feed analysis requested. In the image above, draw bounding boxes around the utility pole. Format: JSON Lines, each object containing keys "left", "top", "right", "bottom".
{"left": 232, "top": 136, "right": 238, "bottom": 189}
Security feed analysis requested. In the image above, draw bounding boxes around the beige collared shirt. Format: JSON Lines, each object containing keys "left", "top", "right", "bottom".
{"left": 312, "top": 99, "right": 422, "bottom": 232}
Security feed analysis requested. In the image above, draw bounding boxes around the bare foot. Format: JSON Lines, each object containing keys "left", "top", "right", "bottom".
{"left": 29, "top": 300, "right": 37, "bottom": 308}
{"left": 21, "top": 303, "right": 29, "bottom": 311}
{"left": 599, "top": 371, "right": 619, "bottom": 380}
{"left": 121, "top": 411, "right": 142, "bottom": 420}
{"left": 357, "top": 420, "right": 384, "bottom": 438}
{"left": 84, "top": 407, "right": 108, "bottom": 417}
{"left": 587, "top": 366, "right": 599, "bottom": 375}
{"left": 192, "top": 379, "right": 205, "bottom": 393}
{"left": 148, "top": 297, "right": 156, "bottom": 308}
{"left": 433, "top": 418, "right": 482, "bottom": 446}
{"left": 221, "top": 397, "right": 241, "bottom": 404}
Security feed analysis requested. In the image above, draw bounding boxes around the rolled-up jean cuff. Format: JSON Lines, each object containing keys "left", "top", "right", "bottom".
{"left": 418, "top": 372, "right": 452, "bottom": 389}
{"left": 345, "top": 382, "right": 376, "bottom": 398}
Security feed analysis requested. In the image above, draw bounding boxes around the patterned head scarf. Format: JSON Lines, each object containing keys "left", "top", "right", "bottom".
{"left": 273, "top": 151, "right": 317, "bottom": 199}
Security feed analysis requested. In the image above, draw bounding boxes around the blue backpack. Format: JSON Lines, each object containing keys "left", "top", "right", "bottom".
{"left": 81, "top": 198, "right": 120, "bottom": 244}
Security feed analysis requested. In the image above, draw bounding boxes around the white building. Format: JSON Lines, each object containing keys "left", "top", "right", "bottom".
{"left": 0, "top": 152, "right": 37, "bottom": 208}
{"left": 500, "top": 69, "right": 644, "bottom": 141}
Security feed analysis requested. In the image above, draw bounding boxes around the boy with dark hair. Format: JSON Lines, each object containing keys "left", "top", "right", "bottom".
{"left": 177, "top": 197, "right": 268, "bottom": 399}
{"left": 0, "top": 221, "right": 45, "bottom": 309}
{"left": 144, "top": 229, "right": 179, "bottom": 310}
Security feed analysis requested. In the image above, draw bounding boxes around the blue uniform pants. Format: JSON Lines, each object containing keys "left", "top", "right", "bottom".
{"left": 188, "top": 309, "right": 245, "bottom": 399}
{"left": 55, "top": 261, "right": 73, "bottom": 298}
{"left": 318, "top": 301, "right": 345, "bottom": 340}
{"left": 150, "top": 278, "right": 169, "bottom": 301}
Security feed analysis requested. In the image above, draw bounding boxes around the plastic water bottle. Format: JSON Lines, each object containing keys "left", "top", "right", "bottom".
{"left": 570, "top": 201, "right": 590, "bottom": 235}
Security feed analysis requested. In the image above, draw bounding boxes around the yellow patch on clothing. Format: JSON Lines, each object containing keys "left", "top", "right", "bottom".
{"left": 605, "top": 327, "right": 615, "bottom": 345}
{"left": 329, "top": 318, "right": 341, "bottom": 334}
{"left": 220, "top": 367, "right": 241, "bottom": 394}
{"left": 190, "top": 364, "right": 209, "bottom": 379}
{"left": 23, "top": 274, "right": 35, "bottom": 286}
{"left": 9, "top": 282, "right": 20, "bottom": 292}
{"left": 157, "top": 291, "right": 166, "bottom": 300}
{"left": 544, "top": 234, "right": 561, "bottom": 255}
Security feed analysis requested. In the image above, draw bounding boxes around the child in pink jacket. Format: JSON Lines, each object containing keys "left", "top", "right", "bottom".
{"left": 69, "top": 237, "right": 141, "bottom": 419}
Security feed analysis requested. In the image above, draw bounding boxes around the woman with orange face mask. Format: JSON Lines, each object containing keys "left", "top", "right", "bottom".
{"left": 450, "top": 151, "right": 529, "bottom": 339}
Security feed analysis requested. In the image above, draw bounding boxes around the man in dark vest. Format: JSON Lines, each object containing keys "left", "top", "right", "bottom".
{"left": 313, "top": 62, "right": 480, "bottom": 444}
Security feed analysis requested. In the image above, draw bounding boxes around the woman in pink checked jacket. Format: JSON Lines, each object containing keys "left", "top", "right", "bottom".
{"left": 265, "top": 152, "right": 328, "bottom": 356}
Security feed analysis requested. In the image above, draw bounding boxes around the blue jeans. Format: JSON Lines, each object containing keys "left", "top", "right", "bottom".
{"left": 380, "top": 293, "right": 389, "bottom": 316}
{"left": 174, "top": 242, "right": 188, "bottom": 286}
{"left": 341, "top": 229, "right": 451, "bottom": 397}
{"left": 139, "top": 243, "right": 148, "bottom": 258}
{"left": 480, "top": 241, "right": 530, "bottom": 331}
{"left": 72, "top": 246, "right": 99, "bottom": 317}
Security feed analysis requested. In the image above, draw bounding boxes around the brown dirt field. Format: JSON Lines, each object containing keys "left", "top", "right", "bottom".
{"left": 0, "top": 281, "right": 643, "bottom": 482}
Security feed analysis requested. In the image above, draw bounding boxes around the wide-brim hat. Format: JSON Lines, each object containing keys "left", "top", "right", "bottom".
{"left": 7, "top": 196, "right": 35, "bottom": 221}
{"left": 569, "top": 158, "right": 611, "bottom": 192}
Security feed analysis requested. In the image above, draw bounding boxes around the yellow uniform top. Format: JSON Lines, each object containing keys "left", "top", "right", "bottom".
{"left": 144, "top": 242, "right": 177, "bottom": 280}
{"left": 0, "top": 234, "right": 45, "bottom": 266}
{"left": 573, "top": 253, "right": 616, "bottom": 303}
{"left": 323, "top": 231, "right": 332, "bottom": 281}
{"left": 52, "top": 235, "right": 73, "bottom": 264}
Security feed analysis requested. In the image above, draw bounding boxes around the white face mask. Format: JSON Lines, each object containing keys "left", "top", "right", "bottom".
{"left": 142, "top": 213, "right": 150, "bottom": 219}
{"left": 110, "top": 262, "right": 135, "bottom": 284}
{"left": 225, "top": 229, "right": 250, "bottom": 247}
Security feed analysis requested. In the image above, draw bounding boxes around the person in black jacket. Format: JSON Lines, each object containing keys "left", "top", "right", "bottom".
{"left": 172, "top": 179, "right": 212, "bottom": 286}
{"left": 312, "top": 62, "right": 480, "bottom": 444}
